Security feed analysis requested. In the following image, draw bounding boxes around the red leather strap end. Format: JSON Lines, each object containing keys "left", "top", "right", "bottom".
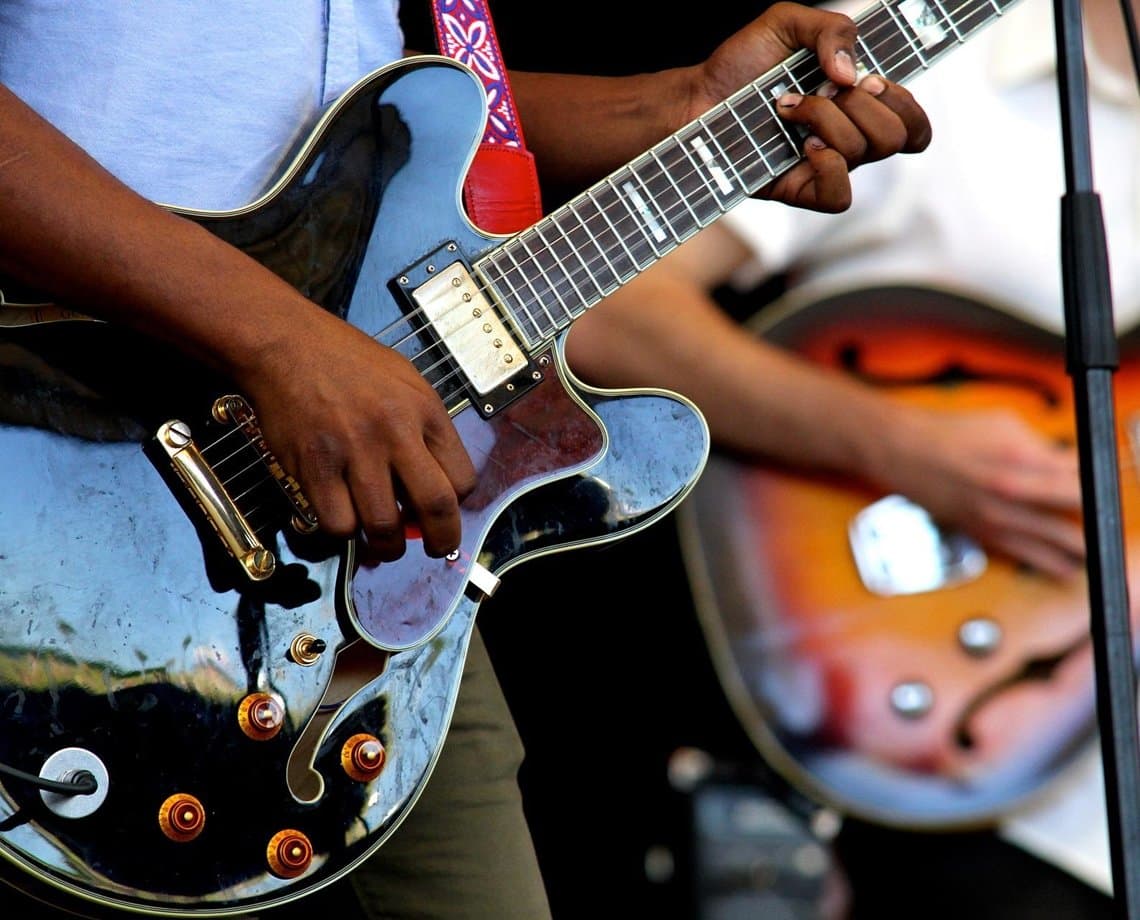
{"left": 463, "top": 143, "right": 544, "bottom": 234}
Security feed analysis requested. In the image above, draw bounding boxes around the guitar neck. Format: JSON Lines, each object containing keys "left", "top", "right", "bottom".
{"left": 478, "top": 0, "right": 1021, "bottom": 347}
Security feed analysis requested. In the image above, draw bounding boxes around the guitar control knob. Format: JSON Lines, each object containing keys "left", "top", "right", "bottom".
{"left": 341, "top": 733, "right": 386, "bottom": 782}
{"left": 158, "top": 793, "right": 206, "bottom": 842}
{"left": 890, "top": 680, "right": 934, "bottom": 719}
{"left": 267, "top": 829, "right": 313, "bottom": 878}
{"left": 958, "top": 617, "right": 1003, "bottom": 657}
{"left": 238, "top": 692, "right": 285, "bottom": 740}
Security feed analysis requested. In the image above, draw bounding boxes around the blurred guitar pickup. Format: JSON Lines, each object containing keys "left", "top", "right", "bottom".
{"left": 848, "top": 494, "right": 987, "bottom": 596}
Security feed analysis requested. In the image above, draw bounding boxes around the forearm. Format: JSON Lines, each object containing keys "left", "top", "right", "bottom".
{"left": 0, "top": 86, "right": 328, "bottom": 383}
{"left": 565, "top": 269, "right": 907, "bottom": 485}
{"left": 508, "top": 68, "right": 693, "bottom": 198}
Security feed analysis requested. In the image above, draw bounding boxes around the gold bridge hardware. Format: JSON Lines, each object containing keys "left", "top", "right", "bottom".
{"left": 157, "top": 417, "right": 276, "bottom": 581}
{"left": 212, "top": 395, "right": 319, "bottom": 534}
{"left": 156, "top": 395, "right": 319, "bottom": 583}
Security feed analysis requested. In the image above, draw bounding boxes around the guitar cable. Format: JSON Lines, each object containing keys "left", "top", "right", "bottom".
{"left": 0, "top": 761, "right": 97, "bottom": 796}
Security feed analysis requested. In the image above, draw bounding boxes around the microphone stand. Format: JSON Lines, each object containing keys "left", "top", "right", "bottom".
{"left": 1053, "top": 0, "right": 1140, "bottom": 914}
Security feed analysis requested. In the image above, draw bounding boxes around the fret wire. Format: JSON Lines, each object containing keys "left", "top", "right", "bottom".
{"left": 856, "top": 33, "right": 886, "bottom": 72}
{"left": 533, "top": 222, "right": 594, "bottom": 309}
{"left": 673, "top": 132, "right": 728, "bottom": 222}
{"left": 693, "top": 114, "right": 748, "bottom": 199}
{"left": 486, "top": 253, "right": 542, "bottom": 341}
{"left": 551, "top": 212, "right": 612, "bottom": 299}
{"left": 633, "top": 157, "right": 684, "bottom": 245}
{"left": 725, "top": 104, "right": 775, "bottom": 177}
{"left": 566, "top": 199, "right": 624, "bottom": 292}
{"left": 928, "top": 0, "right": 966, "bottom": 41}
{"left": 627, "top": 161, "right": 684, "bottom": 246}
{"left": 753, "top": 85, "right": 802, "bottom": 158}
{"left": 517, "top": 233, "right": 570, "bottom": 325}
{"left": 606, "top": 174, "right": 667, "bottom": 260}
{"left": 588, "top": 186, "right": 643, "bottom": 275}
{"left": 649, "top": 149, "right": 707, "bottom": 231}
{"left": 778, "top": 61, "right": 806, "bottom": 93}
{"left": 880, "top": 0, "right": 930, "bottom": 68}
{"left": 466, "top": 0, "right": 1014, "bottom": 342}
{"left": 504, "top": 242, "right": 558, "bottom": 333}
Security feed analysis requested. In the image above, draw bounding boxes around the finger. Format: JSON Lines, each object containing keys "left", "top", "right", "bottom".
{"left": 763, "top": 138, "right": 851, "bottom": 212}
{"left": 760, "top": 3, "right": 860, "bottom": 87}
{"left": 980, "top": 500, "right": 1086, "bottom": 564}
{"left": 827, "top": 79, "right": 910, "bottom": 163}
{"left": 776, "top": 92, "right": 869, "bottom": 164}
{"left": 391, "top": 447, "right": 463, "bottom": 558}
{"left": 985, "top": 458, "right": 1083, "bottom": 510}
{"left": 423, "top": 417, "right": 479, "bottom": 501}
{"left": 347, "top": 464, "right": 406, "bottom": 561}
{"left": 989, "top": 531, "right": 1085, "bottom": 581}
{"left": 290, "top": 437, "right": 359, "bottom": 539}
{"left": 849, "top": 75, "right": 932, "bottom": 153}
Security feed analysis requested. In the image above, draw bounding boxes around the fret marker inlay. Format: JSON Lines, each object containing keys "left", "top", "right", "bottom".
{"left": 900, "top": 0, "right": 948, "bottom": 47}
{"left": 621, "top": 181, "right": 668, "bottom": 243}
{"left": 688, "top": 135, "right": 734, "bottom": 195}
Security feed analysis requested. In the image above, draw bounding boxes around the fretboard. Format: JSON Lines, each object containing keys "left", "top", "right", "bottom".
{"left": 477, "top": 0, "right": 1021, "bottom": 347}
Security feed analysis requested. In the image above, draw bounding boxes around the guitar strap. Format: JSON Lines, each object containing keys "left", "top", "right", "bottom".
{"left": 430, "top": 0, "right": 544, "bottom": 232}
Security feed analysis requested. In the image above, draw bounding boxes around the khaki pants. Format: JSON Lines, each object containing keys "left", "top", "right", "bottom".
{"left": 346, "top": 625, "right": 552, "bottom": 919}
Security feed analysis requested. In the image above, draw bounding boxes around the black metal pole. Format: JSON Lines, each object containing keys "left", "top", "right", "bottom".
{"left": 1053, "top": 0, "right": 1140, "bottom": 914}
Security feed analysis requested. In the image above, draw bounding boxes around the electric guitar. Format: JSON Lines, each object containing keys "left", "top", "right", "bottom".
{"left": 0, "top": 0, "right": 1022, "bottom": 911}
{"left": 678, "top": 284, "right": 1139, "bottom": 830}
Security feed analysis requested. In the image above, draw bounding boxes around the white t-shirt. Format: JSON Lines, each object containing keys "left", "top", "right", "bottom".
{"left": 723, "top": 0, "right": 1140, "bottom": 334}
{"left": 723, "top": 0, "right": 1138, "bottom": 895}
{"left": 0, "top": 1, "right": 404, "bottom": 209}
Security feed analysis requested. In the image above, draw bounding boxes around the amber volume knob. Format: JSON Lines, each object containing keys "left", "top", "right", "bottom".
{"left": 158, "top": 793, "right": 206, "bottom": 842}
{"left": 238, "top": 692, "right": 285, "bottom": 741}
{"left": 341, "top": 733, "right": 386, "bottom": 782}
{"left": 267, "top": 829, "right": 314, "bottom": 878}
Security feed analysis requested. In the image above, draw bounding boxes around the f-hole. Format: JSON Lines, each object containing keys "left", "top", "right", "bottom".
{"left": 286, "top": 639, "right": 390, "bottom": 802}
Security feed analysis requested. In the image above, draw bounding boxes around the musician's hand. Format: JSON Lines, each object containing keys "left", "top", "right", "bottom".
{"left": 876, "top": 406, "right": 1085, "bottom": 579}
{"left": 236, "top": 309, "right": 478, "bottom": 562}
{"left": 690, "top": 2, "right": 932, "bottom": 213}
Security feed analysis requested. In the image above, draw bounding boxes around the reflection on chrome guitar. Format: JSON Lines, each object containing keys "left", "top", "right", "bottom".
{"left": 0, "top": 0, "right": 1020, "bottom": 911}
{"left": 679, "top": 285, "right": 1140, "bottom": 830}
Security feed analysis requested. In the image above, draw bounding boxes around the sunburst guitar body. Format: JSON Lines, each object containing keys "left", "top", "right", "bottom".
{"left": 678, "top": 285, "right": 1139, "bottom": 828}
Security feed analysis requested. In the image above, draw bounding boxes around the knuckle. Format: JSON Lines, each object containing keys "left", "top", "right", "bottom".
{"left": 418, "top": 487, "right": 461, "bottom": 524}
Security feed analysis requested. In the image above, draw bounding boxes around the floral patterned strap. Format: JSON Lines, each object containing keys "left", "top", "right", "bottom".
{"left": 431, "top": 0, "right": 543, "bottom": 231}
{"left": 431, "top": 0, "right": 528, "bottom": 150}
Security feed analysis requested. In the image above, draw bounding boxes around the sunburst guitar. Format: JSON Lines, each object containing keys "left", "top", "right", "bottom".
{"left": 678, "top": 284, "right": 1140, "bottom": 829}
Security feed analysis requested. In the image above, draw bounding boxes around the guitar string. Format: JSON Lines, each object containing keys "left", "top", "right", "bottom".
{"left": 199, "top": 0, "right": 995, "bottom": 521}
{"left": 367, "top": 0, "right": 994, "bottom": 373}
{"left": 195, "top": 0, "right": 1008, "bottom": 521}
{"left": 379, "top": 9, "right": 919, "bottom": 367}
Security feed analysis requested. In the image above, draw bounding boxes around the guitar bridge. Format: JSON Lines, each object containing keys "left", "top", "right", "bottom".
{"left": 156, "top": 395, "right": 317, "bottom": 581}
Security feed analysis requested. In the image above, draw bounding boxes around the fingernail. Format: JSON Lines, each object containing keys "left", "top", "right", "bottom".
{"left": 805, "top": 136, "right": 827, "bottom": 151}
{"left": 778, "top": 93, "right": 803, "bottom": 109}
{"left": 834, "top": 49, "right": 857, "bottom": 83}
{"left": 815, "top": 80, "right": 839, "bottom": 100}
{"left": 859, "top": 74, "right": 887, "bottom": 96}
